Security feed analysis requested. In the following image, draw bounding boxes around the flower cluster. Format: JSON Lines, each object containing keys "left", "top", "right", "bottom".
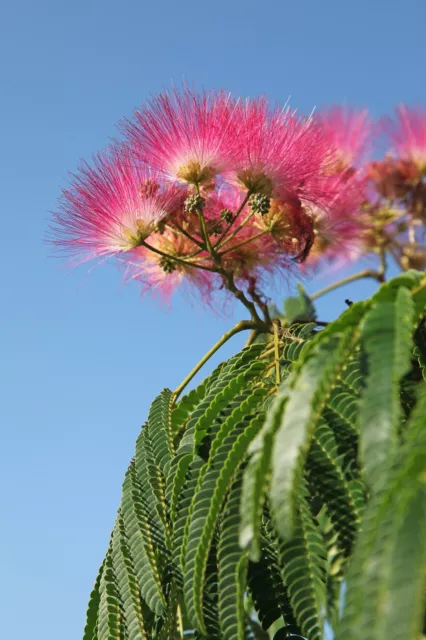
{"left": 50, "top": 87, "right": 426, "bottom": 313}
{"left": 365, "top": 106, "right": 426, "bottom": 270}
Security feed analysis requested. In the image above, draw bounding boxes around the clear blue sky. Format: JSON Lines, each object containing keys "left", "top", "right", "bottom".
{"left": 1, "top": 1, "right": 425, "bottom": 637}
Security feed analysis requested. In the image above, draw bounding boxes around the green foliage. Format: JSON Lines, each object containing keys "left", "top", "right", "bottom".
{"left": 278, "top": 487, "right": 327, "bottom": 640}
{"left": 283, "top": 284, "right": 316, "bottom": 324}
{"left": 217, "top": 472, "right": 247, "bottom": 640}
{"left": 358, "top": 284, "right": 415, "bottom": 491}
{"left": 84, "top": 272, "right": 426, "bottom": 639}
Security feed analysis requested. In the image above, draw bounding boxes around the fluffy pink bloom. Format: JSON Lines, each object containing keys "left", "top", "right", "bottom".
{"left": 304, "top": 174, "right": 368, "bottom": 269}
{"left": 124, "top": 87, "right": 238, "bottom": 187}
{"left": 51, "top": 148, "right": 184, "bottom": 263}
{"left": 316, "top": 106, "right": 372, "bottom": 171}
{"left": 125, "top": 230, "right": 216, "bottom": 302}
{"left": 229, "top": 98, "right": 331, "bottom": 204}
{"left": 385, "top": 105, "right": 426, "bottom": 171}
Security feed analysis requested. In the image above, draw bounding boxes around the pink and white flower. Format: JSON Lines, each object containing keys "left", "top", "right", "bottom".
{"left": 229, "top": 98, "right": 331, "bottom": 204}
{"left": 51, "top": 147, "right": 184, "bottom": 263}
{"left": 385, "top": 105, "right": 426, "bottom": 172}
{"left": 124, "top": 87, "right": 238, "bottom": 187}
{"left": 304, "top": 174, "right": 368, "bottom": 269}
{"left": 316, "top": 106, "right": 372, "bottom": 172}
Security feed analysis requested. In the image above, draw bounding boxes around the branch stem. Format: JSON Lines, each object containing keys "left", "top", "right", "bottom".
{"left": 141, "top": 240, "right": 217, "bottom": 273}
{"left": 220, "top": 230, "right": 269, "bottom": 255}
{"left": 173, "top": 320, "right": 257, "bottom": 400}
{"left": 310, "top": 269, "right": 385, "bottom": 301}
{"left": 216, "top": 210, "right": 255, "bottom": 250}
{"left": 168, "top": 222, "right": 205, "bottom": 249}
{"left": 214, "top": 191, "right": 252, "bottom": 248}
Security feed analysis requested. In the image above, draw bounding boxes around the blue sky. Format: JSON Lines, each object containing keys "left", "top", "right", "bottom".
{"left": 1, "top": 1, "right": 425, "bottom": 637}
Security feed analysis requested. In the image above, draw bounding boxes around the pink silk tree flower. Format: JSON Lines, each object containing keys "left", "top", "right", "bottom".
{"left": 51, "top": 148, "right": 185, "bottom": 264}
{"left": 124, "top": 87, "right": 238, "bottom": 188}
{"left": 368, "top": 156, "right": 421, "bottom": 200}
{"left": 385, "top": 105, "right": 426, "bottom": 173}
{"left": 126, "top": 230, "right": 216, "bottom": 302}
{"left": 316, "top": 106, "right": 372, "bottom": 172}
{"left": 304, "top": 174, "right": 369, "bottom": 269}
{"left": 229, "top": 98, "right": 331, "bottom": 204}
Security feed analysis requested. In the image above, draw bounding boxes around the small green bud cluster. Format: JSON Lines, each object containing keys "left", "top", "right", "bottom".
{"left": 184, "top": 194, "right": 205, "bottom": 213}
{"left": 249, "top": 194, "right": 271, "bottom": 216}
{"left": 159, "top": 255, "right": 177, "bottom": 274}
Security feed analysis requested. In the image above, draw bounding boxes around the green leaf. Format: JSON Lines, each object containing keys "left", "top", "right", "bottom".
{"left": 148, "top": 389, "right": 175, "bottom": 475}
{"left": 316, "top": 506, "right": 346, "bottom": 630}
{"left": 307, "top": 422, "right": 364, "bottom": 555}
{"left": 414, "top": 319, "right": 426, "bottom": 381}
{"left": 338, "top": 389, "right": 426, "bottom": 640}
{"left": 270, "top": 315, "right": 362, "bottom": 540}
{"left": 111, "top": 515, "right": 150, "bottom": 640}
{"left": 97, "top": 547, "right": 123, "bottom": 640}
{"left": 172, "top": 456, "right": 206, "bottom": 577}
{"left": 121, "top": 462, "right": 166, "bottom": 615}
{"left": 247, "top": 523, "right": 298, "bottom": 632}
{"left": 178, "top": 357, "right": 266, "bottom": 455}
{"left": 184, "top": 412, "right": 265, "bottom": 635}
{"left": 218, "top": 472, "right": 247, "bottom": 640}
{"left": 359, "top": 285, "right": 415, "bottom": 490}
{"left": 278, "top": 489, "right": 327, "bottom": 640}
{"left": 171, "top": 361, "right": 226, "bottom": 435}
{"left": 135, "top": 428, "right": 169, "bottom": 546}
{"left": 245, "top": 617, "right": 270, "bottom": 639}
{"left": 83, "top": 560, "right": 105, "bottom": 640}
{"left": 240, "top": 391, "right": 287, "bottom": 561}
{"left": 166, "top": 452, "right": 193, "bottom": 524}
{"left": 284, "top": 284, "right": 316, "bottom": 324}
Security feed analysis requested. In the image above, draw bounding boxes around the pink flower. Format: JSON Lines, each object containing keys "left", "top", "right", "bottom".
{"left": 229, "top": 98, "right": 331, "bottom": 204}
{"left": 304, "top": 174, "right": 368, "bottom": 269}
{"left": 316, "top": 106, "right": 372, "bottom": 172}
{"left": 385, "top": 105, "right": 426, "bottom": 172}
{"left": 51, "top": 147, "right": 184, "bottom": 263}
{"left": 124, "top": 87, "right": 238, "bottom": 187}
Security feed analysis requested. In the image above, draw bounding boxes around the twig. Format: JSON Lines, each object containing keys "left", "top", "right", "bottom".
{"left": 310, "top": 269, "right": 385, "bottom": 301}
{"left": 173, "top": 320, "right": 257, "bottom": 400}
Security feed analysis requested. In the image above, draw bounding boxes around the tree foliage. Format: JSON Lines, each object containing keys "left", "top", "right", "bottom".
{"left": 83, "top": 271, "right": 426, "bottom": 640}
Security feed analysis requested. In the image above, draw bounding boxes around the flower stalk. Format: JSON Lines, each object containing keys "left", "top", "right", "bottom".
{"left": 173, "top": 319, "right": 259, "bottom": 400}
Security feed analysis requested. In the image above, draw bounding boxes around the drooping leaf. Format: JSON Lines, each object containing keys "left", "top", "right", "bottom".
{"left": 240, "top": 325, "right": 318, "bottom": 560}
{"left": 316, "top": 506, "right": 346, "bottom": 631}
{"left": 184, "top": 412, "right": 265, "bottom": 635}
{"left": 358, "top": 285, "right": 415, "bottom": 490}
{"left": 171, "top": 360, "right": 226, "bottom": 435}
{"left": 278, "top": 488, "right": 327, "bottom": 640}
{"left": 148, "top": 388, "right": 175, "bottom": 475}
{"left": 338, "top": 389, "right": 426, "bottom": 640}
{"left": 135, "top": 427, "right": 169, "bottom": 546}
{"left": 121, "top": 462, "right": 166, "bottom": 615}
{"left": 307, "top": 422, "right": 364, "bottom": 554}
{"left": 240, "top": 391, "right": 287, "bottom": 561}
{"left": 217, "top": 472, "right": 247, "bottom": 640}
{"left": 270, "top": 306, "right": 363, "bottom": 540}
{"left": 178, "top": 356, "right": 266, "bottom": 455}
{"left": 172, "top": 456, "right": 206, "bottom": 578}
{"left": 83, "top": 560, "right": 105, "bottom": 640}
{"left": 111, "top": 515, "right": 150, "bottom": 640}
{"left": 97, "top": 547, "right": 123, "bottom": 640}
{"left": 414, "top": 319, "right": 426, "bottom": 381}
{"left": 247, "top": 521, "right": 298, "bottom": 632}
